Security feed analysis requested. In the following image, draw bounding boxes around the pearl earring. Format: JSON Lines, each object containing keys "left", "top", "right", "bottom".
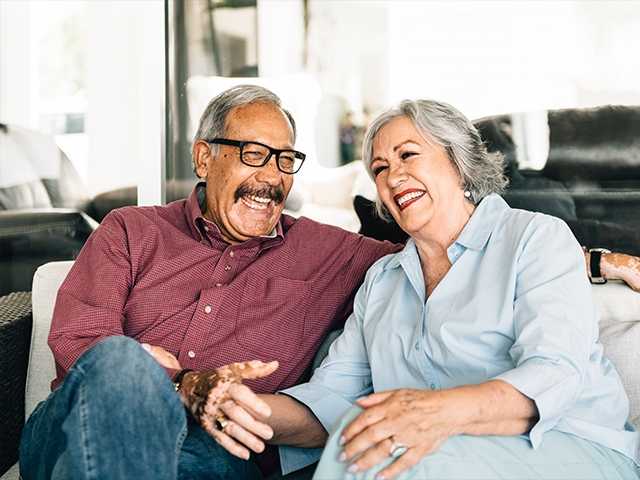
{"left": 464, "top": 190, "right": 472, "bottom": 199}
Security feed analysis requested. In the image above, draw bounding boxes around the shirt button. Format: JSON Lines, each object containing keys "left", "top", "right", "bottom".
{"left": 430, "top": 383, "right": 437, "bottom": 390}
{"left": 188, "top": 350, "right": 196, "bottom": 358}
{"left": 204, "top": 225, "right": 209, "bottom": 232}
{"left": 204, "top": 305, "right": 212, "bottom": 314}
{"left": 414, "top": 342, "right": 419, "bottom": 351}
{"left": 215, "top": 283, "right": 222, "bottom": 287}
{"left": 229, "top": 251, "right": 234, "bottom": 258}
{"left": 224, "top": 265, "right": 231, "bottom": 271}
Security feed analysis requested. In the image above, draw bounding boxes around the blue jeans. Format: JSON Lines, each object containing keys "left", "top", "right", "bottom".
{"left": 19, "top": 336, "right": 263, "bottom": 480}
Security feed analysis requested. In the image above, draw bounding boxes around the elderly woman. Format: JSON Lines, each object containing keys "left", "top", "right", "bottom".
{"left": 268, "top": 99, "right": 640, "bottom": 479}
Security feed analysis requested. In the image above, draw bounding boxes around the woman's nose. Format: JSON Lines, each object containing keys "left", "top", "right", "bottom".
{"left": 386, "top": 163, "right": 408, "bottom": 188}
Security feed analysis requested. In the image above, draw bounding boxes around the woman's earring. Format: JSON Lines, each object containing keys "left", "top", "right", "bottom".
{"left": 464, "top": 190, "right": 472, "bottom": 199}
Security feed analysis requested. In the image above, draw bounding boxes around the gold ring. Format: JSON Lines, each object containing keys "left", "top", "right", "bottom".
{"left": 215, "top": 414, "right": 229, "bottom": 431}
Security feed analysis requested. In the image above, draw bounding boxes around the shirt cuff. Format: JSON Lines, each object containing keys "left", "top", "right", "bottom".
{"left": 494, "top": 360, "right": 581, "bottom": 448}
{"left": 281, "top": 382, "right": 355, "bottom": 434}
{"left": 277, "top": 382, "right": 355, "bottom": 474}
{"left": 278, "top": 445, "right": 323, "bottom": 476}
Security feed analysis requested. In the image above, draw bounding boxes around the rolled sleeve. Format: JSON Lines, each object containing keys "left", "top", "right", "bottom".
{"left": 495, "top": 360, "right": 581, "bottom": 447}
{"left": 277, "top": 383, "right": 356, "bottom": 475}
{"left": 494, "top": 217, "right": 595, "bottom": 448}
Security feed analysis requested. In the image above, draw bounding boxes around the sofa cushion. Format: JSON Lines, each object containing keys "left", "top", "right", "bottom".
{"left": 592, "top": 282, "right": 640, "bottom": 430}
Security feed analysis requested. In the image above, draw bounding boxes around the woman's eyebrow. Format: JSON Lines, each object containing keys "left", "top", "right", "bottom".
{"left": 393, "top": 140, "right": 421, "bottom": 152}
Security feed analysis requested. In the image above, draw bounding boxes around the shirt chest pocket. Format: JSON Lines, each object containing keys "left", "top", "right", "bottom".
{"left": 235, "top": 276, "right": 311, "bottom": 359}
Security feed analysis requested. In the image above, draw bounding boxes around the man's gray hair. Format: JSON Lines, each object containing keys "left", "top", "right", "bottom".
{"left": 362, "top": 99, "right": 507, "bottom": 220}
{"left": 192, "top": 85, "right": 296, "bottom": 175}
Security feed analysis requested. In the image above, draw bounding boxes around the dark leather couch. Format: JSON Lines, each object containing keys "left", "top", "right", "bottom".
{"left": 356, "top": 105, "right": 640, "bottom": 256}
{"left": 0, "top": 124, "right": 137, "bottom": 296}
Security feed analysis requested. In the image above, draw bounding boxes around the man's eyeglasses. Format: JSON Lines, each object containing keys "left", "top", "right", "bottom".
{"left": 206, "top": 138, "right": 306, "bottom": 174}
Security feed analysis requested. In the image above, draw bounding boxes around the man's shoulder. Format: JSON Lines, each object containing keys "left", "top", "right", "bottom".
{"left": 103, "top": 199, "right": 187, "bottom": 227}
{"left": 96, "top": 200, "right": 190, "bottom": 244}
{"left": 283, "top": 214, "right": 399, "bottom": 252}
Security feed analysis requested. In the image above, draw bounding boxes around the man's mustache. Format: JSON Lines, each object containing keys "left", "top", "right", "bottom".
{"left": 234, "top": 183, "right": 285, "bottom": 205}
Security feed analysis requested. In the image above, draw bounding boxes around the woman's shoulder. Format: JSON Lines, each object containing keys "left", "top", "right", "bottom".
{"left": 499, "top": 202, "right": 572, "bottom": 239}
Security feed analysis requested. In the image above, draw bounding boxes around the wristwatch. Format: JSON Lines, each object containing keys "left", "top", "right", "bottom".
{"left": 588, "top": 248, "right": 611, "bottom": 284}
{"left": 173, "top": 368, "right": 193, "bottom": 392}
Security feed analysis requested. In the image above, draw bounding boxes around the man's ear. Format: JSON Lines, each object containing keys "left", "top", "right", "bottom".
{"left": 193, "top": 140, "right": 212, "bottom": 178}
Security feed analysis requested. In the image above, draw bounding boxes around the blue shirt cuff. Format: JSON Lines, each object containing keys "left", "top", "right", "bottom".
{"left": 278, "top": 445, "right": 323, "bottom": 476}
{"left": 281, "top": 382, "right": 355, "bottom": 434}
{"left": 277, "top": 383, "right": 355, "bottom": 474}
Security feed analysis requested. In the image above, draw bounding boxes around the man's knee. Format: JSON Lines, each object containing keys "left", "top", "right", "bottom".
{"left": 75, "top": 335, "right": 170, "bottom": 395}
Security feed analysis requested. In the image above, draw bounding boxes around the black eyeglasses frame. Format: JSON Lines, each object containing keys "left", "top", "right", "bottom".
{"left": 205, "top": 138, "right": 306, "bottom": 175}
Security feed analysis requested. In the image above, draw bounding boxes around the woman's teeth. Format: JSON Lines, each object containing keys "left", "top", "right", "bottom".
{"left": 396, "top": 191, "right": 425, "bottom": 208}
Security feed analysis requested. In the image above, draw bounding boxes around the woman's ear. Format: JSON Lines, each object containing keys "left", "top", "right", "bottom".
{"left": 193, "top": 141, "right": 212, "bottom": 178}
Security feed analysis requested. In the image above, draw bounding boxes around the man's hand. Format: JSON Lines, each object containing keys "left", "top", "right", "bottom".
{"left": 602, "top": 252, "right": 640, "bottom": 292}
{"left": 179, "top": 361, "right": 279, "bottom": 460}
{"left": 141, "top": 343, "right": 182, "bottom": 370}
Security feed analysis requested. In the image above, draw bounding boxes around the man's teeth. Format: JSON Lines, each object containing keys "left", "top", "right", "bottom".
{"left": 396, "top": 191, "right": 425, "bottom": 207}
{"left": 248, "top": 195, "right": 271, "bottom": 204}
{"left": 242, "top": 194, "right": 272, "bottom": 210}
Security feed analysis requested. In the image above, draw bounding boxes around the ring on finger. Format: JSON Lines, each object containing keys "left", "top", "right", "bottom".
{"left": 389, "top": 436, "right": 407, "bottom": 458}
{"left": 215, "top": 414, "right": 229, "bottom": 431}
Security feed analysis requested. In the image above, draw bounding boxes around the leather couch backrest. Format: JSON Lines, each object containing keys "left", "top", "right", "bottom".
{"left": 543, "top": 106, "right": 640, "bottom": 184}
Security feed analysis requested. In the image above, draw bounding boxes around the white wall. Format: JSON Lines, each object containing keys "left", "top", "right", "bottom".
{"left": 307, "top": 0, "right": 640, "bottom": 123}
{"left": 0, "top": 1, "right": 33, "bottom": 127}
{"left": 86, "top": 1, "right": 164, "bottom": 200}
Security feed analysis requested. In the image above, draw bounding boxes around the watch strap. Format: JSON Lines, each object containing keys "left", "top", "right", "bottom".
{"left": 173, "top": 368, "right": 193, "bottom": 392}
{"left": 588, "top": 248, "right": 610, "bottom": 284}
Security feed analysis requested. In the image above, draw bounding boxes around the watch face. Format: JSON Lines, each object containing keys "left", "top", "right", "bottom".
{"left": 589, "top": 276, "right": 607, "bottom": 285}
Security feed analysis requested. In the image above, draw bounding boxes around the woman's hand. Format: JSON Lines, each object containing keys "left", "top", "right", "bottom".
{"left": 340, "top": 389, "right": 459, "bottom": 480}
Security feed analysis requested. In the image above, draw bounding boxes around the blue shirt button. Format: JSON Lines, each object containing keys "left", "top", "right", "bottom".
{"left": 414, "top": 342, "right": 419, "bottom": 350}
{"left": 430, "top": 383, "right": 437, "bottom": 390}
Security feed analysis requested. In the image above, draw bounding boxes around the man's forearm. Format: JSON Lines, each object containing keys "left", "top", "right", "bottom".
{"left": 259, "top": 394, "right": 328, "bottom": 448}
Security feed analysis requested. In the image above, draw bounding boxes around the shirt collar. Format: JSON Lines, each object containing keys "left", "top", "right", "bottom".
{"left": 454, "top": 193, "right": 508, "bottom": 251}
{"left": 384, "top": 193, "right": 509, "bottom": 271}
{"left": 185, "top": 182, "right": 284, "bottom": 246}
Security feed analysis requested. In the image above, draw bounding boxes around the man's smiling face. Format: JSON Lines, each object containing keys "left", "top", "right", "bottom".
{"left": 194, "top": 102, "right": 295, "bottom": 244}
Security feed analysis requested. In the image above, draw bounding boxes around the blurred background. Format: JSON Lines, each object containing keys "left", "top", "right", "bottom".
{"left": 1, "top": 0, "right": 640, "bottom": 297}
{"left": 2, "top": 0, "right": 639, "bottom": 200}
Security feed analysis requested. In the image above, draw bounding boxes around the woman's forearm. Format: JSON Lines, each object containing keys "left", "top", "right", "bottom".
{"left": 448, "top": 380, "right": 538, "bottom": 437}
{"left": 258, "top": 394, "right": 328, "bottom": 447}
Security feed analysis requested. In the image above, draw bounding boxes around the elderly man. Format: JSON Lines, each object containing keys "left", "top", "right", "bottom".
{"left": 19, "top": 85, "right": 398, "bottom": 480}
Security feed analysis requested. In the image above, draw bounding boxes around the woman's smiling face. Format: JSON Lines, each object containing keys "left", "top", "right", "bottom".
{"left": 370, "top": 116, "right": 466, "bottom": 236}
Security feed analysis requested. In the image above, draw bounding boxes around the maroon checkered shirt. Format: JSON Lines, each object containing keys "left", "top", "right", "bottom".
{"left": 48, "top": 184, "right": 398, "bottom": 393}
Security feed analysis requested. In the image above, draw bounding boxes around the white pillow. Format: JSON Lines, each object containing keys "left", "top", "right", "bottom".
{"left": 592, "top": 281, "right": 640, "bottom": 429}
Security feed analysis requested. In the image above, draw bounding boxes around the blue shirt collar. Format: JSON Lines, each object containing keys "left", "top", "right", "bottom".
{"left": 385, "top": 193, "right": 509, "bottom": 271}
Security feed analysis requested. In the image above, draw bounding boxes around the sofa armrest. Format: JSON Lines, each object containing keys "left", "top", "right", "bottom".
{"left": 0, "top": 292, "right": 32, "bottom": 476}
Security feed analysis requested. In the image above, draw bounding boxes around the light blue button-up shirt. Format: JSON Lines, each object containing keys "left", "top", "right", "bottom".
{"left": 279, "top": 194, "right": 639, "bottom": 474}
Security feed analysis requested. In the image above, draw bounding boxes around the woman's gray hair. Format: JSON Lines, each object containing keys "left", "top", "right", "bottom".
{"left": 192, "top": 85, "right": 296, "bottom": 176}
{"left": 362, "top": 99, "right": 507, "bottom": 220}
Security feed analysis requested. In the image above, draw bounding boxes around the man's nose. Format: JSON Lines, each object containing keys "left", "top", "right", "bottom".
{"left": 255, "top": 155, "right": 282, "bottom": 183}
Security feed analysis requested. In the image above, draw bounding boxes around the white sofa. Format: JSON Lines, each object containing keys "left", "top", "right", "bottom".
{"left": 4, "top": 261, "right": 640, "bottom": 479}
